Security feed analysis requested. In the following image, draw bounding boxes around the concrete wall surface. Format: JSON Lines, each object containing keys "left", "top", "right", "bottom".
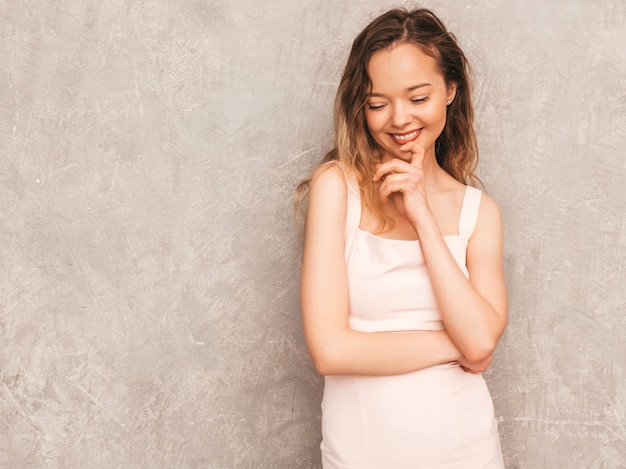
{"left": 1, "top": 0, "right": 624, "bottom": 467}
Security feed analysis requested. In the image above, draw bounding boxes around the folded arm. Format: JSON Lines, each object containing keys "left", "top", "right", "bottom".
{"left": 414, "top": 192, "right": 507, "bottom": 365}
{"left": 301, "top": 163, "right": 462, "bottom": 376}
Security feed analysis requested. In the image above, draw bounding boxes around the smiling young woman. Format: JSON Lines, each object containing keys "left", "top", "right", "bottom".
{"left": 296, "top": 8, "right": 506, "bottom": 468}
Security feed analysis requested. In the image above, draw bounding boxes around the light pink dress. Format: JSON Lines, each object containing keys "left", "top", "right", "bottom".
{"left": 320, "top": 177, "right": 504, "bottom": 469}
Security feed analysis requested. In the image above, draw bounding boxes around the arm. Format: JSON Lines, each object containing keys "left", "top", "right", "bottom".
{"left": 301, "top": 163, "right": 462, "bottom": 376}
{"left": 375, "top": 147, "right": 507, "bottom": 366}
{"left": 416, "top": 195, "right": 507, "bottom": 364}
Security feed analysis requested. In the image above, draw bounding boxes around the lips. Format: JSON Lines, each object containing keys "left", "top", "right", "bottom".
{"left": 390, "top": 128, "right": 422, "bottom": 145}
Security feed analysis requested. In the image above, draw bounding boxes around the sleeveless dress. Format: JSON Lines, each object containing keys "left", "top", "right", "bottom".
{"left": 320, "top": 177, "right": 504, "bottom": 469}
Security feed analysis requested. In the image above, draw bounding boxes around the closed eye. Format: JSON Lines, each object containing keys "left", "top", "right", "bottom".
{"left": 367, "top": 103, "right": 387, "bottom": 110}
{"left": 411, "top": 97, "right": 429, "bottom": 104}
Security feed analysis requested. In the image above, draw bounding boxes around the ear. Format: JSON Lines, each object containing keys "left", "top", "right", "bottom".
{"left": 446, "top": 82, "right": 457, "bottom": 105}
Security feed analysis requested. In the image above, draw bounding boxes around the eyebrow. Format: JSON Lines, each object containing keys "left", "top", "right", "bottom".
{"left": 408, "top": 83, "right": 432, "bottom": 91}
{"left": 368, "top": 83, "right": 432, "bottom": 97}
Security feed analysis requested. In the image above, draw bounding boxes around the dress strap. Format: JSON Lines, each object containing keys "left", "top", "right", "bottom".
{"left": 458, "top": 186, "right": 482, "bottom": 240}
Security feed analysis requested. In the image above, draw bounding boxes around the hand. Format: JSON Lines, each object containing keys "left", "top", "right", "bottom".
{"left": 457, "top": 354, "right": 493, "bottom": 374}
{"left": 373, "top": 143, "right": 429, "bottom": 224}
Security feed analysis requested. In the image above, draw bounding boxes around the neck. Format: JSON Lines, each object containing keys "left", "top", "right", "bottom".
{"left": 420, "top": 148, "right": 447, "bottom": 194}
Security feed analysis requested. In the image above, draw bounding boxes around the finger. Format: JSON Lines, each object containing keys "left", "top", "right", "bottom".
{"left": 399, "top": 142, "right": 426, "bottom": 168}
{"left": 410, "top": 150, "right": 425, "bottom": 169}
{"left": 373, "top": 158, "right": 413, "bottom": 181}
{"left": 378, "top": 178, "right": 402, "bottom": 201}
{"left": 378, "top": 175, "right": 417, "bottom": 200}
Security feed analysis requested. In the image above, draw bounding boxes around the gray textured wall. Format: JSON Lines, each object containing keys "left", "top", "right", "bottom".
{"left": 1, "top": 1, "right": 624, "bottom": 468}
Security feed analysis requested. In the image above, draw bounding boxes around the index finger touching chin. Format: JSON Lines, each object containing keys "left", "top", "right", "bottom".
{"left": 409, "top": 147, "right": 426, "bottom": 168}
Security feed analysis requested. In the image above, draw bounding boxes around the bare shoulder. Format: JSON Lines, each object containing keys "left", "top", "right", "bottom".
{"left": 310, "top": 161, "right": 346, "bottom": 190}
{"left": 308, "top": 161, "right": 348, "bottom": 206}
{"left": 303, "top": 161, "right": 349, "bottom": 269}
{"left": 473, "top": 190, "right": 503, "bottom": 244}
{"left": 477, "top": 191, "right": 502, "bottom": 222}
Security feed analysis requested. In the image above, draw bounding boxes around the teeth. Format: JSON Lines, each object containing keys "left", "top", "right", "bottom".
{"left": 393, "top": 130, "right": 419, "bottom": 140}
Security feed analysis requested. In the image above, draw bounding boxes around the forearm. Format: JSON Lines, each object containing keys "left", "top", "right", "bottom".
{"left": 308, "top": 328, "right": 461, "bottom": 376}
{"left": 415, "top": 215, "right": 504, "bottom": 361}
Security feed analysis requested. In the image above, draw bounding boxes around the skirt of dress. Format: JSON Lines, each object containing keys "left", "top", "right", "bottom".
{"left": 320, "top": 362, "right": 504, "bottom": 469}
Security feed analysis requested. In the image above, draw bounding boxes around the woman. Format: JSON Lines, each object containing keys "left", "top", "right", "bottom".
{"left": 297, "top": 8, "right": 507, "bottom": 469}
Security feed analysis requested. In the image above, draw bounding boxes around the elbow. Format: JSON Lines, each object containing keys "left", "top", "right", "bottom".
{"left": 312, "top": 359, "right": 333, "bottom": 376}
{"left": 460, "top": 343, "right": 495, "bottom": 373}
{"left": 310, "top": 350, "right": 339, "bottom": 376}
{"left": 308, "top": 342, "right": 343, "bottom": 376}
{"left": 312, "top": 357, "right": 336, "bottom": 376}
{"left": 463, "top": 351, "right": 493, "bottom": 371}
{"left": 462, "top": 324, "right": 504, "bottom": 364}
{"left": 463, "top": 341, "right": 497, "bottom": 365}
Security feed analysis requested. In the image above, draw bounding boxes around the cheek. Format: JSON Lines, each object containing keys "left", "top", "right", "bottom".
{"left": 365, "top": 111, "right": 385, "bottom": 133}
{"left": 422, "top": 101, "right": 447, "bottom": 123}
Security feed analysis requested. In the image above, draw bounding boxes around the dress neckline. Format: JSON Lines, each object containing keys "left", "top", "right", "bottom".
{"left": 356, "top": 227, "right": 460, "bottom": 244}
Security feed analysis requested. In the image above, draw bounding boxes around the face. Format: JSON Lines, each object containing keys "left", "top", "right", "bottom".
{"left": 364, "top": 42, "right": 456, "bottom": 162}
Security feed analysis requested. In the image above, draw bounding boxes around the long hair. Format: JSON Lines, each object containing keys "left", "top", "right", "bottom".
{"left": 295, "top": 8, "right": 479, "bottom": 231}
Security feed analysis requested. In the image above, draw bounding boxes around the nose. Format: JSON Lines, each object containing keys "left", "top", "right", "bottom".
{"left": 391, "top": 101, "right": 412, "bottom": 128}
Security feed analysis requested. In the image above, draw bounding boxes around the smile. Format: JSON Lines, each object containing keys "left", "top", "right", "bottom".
{"left": 390, "top": 129, "right": 422, "bottom": 143}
